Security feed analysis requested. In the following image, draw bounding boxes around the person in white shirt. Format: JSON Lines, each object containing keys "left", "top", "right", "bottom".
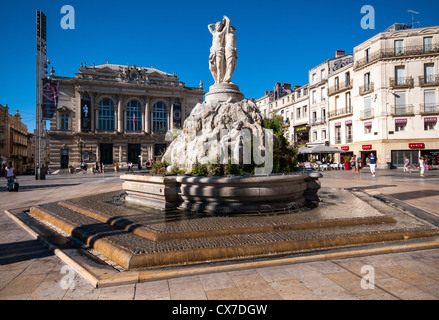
{"left": 419, "top": 156, "right": 425, "bottom": 177}
{"left": 5, "top": 162, "right": 15, "bottom": 190}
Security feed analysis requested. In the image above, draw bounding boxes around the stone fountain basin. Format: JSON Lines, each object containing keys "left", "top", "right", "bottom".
{"left": 121, "top": 172, "right": 321, "bottom": 214}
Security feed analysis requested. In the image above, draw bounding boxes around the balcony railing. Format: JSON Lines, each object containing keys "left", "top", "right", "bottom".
{"left": 359, "top": 82, "right": 374, "bottom": 95}
{"left": 328, "top": 107, "right": 353, "bottom": 119}
{"left": 360, "top": 109, "right": 374, "bottom": 120}
{"left": 354, "top": 44, "right": 439, "bottom": 70}
{"left": 390, "top": 104, "right": 414, "bottom": 116}
{"left": 419, "top": 75, "right": 439, "bottom": 87}
{"left": 420, "top": 104, "right": 439, "bottom": 114}
{"left": 328, "top": 80, "right": 353, "bottom": 96}
{"left": 311, "top": 117, "right": 327, "bottom": 125}
{"left": 389, "top": 77, "right": 414, "bottom": 88}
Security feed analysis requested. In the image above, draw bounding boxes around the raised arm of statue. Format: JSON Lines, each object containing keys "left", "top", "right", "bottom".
{"left": 208, "top": 24, "right": 216, "bottom": 35}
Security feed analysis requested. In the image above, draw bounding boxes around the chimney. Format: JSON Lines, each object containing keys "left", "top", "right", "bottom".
{"left": 294, "top": 85, "right": 301, "bottom": 90}
{"left": 336, "top": 50, "right": 345, "bottom": 57}
{"left": 282, "top": 83, "right": 291, "bottom": 91}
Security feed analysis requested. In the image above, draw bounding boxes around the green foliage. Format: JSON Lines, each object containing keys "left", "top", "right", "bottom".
{"left": 191, "top": 161, "right": 208, "bottom": 176}
{"left": 261, "top": 115, "right": 298, "bottom": 174}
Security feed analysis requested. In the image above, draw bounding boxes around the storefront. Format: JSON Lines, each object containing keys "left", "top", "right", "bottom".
{"left": 360, "top": 144, "right": 376, "bottom": 167}
{"left": 294, "top": 125, "right": 310, "bottom": 148}
{"left": 391, "top": 143, "right": 439, "bottom": 167}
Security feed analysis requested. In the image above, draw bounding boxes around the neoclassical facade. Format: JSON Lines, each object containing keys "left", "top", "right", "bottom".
{"left": 49, "top": 63, "right": 205, "bottom": 170}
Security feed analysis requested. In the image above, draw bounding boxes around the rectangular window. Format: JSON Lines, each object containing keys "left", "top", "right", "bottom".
{"left": 312, "top": 91, "right": 316, "bottom": 104}
{"left": 424, "top": 37, "right": 433, "bottom": 53}
{"left": 364, "top": 73, "right": 371, "bottom": 91}
{"left": 335, "top": 77, "right": 339, "bottom": 90}
{"left": 394, "top": 40, "right": 404, "bottom": 55}
{"left": 321, "top": 87, "right": 326, "bottom": 101}
{"left": 424, "top": 121, "right": 436, "bottom": 131}
{"left": 365, "top": 48, "right": 371, "bottom": 63}
{"left": 312, "top": 111, "right": 317, "bottom": 123}
{"left": 345, "top": 72, "right": 350, "bottom": 86}
{"left": 61, "top": 114, "right": 69, "bottom": 130}
{"left": 322, "top": 129, "right": 326, "bottom": 140}
{"left": 313, "top": 131, "right": 318, "bottom": 141}
{"left": 424, "top": 63, "right": 434, "bottom": 83}
{"left": 365, "top": 125, "right": 372, "bottom": 134}
{"left": 346, "top": 92, "right": 351, "bottom": 112}
{"left": 424, "top": 90, "right": 436, "bottom": 112}
{"left": 312, "top": 73, "right": 316, "bottom": 84}
{"left": 395, "top": 122, "right": 406, "bottom": 132}
{"left": 395, "top": 66, "right": 405, "bottom": 85}
{"left": 394, "top": 91, "right": 406, "bottom": 114}
{"left": 321, "top": 69, "right": 326, "bottom": 81}
{"left": 364, "top": 96, "right": 372, "bottom": 118}
{"left": 346, "top": 124, "right": 352, "bottom": 142}
{"left": 335, "top": 126, "right": 341, "bottom": 144}
{"left": 303, "top": 106, "right": 308, "bottom": 117}
{"left": 296, "top": 108, "right": 301, "bottom": 119}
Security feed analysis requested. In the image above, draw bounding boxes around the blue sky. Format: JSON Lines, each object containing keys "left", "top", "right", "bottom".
{"left": 1, "top": 0, "right": 438, "bottom": 132}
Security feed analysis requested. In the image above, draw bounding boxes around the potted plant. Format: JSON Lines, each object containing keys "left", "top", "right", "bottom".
{"left": 343, "top": 155, "right": 351, "bottom": 170}
{"left": 114, "top": 162, "right": 119, "bottom": 172}
{"left": 91, "top": 165, "right": 95, "bottom": 174}
{"left": 68, "top": 165, "right": 74, "bottom": 174}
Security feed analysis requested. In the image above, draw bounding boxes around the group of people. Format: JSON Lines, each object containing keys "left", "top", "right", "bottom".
{"left": 350, "top": 153, "right": 377, "bottom": 177}
{"left": 403, "top": 155, "right": 434, "bottom": 177}
{"left": 94, "top": 161, "right": 105, "bottom": 174}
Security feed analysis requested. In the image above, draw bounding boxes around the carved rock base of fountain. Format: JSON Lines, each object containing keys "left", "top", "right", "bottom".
{"left": 122, "top": 172, "right": 322, "bottom": 213}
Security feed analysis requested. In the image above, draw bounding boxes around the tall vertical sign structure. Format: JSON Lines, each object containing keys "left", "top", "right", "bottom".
{"left": 36, "top": 10, "right": 47, "bottom": 179}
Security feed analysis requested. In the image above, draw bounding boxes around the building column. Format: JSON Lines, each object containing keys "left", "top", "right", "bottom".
{"left": 145, "top": 99, "right": 151, "bottom": 133}
{"left": 117, "top": 97, "right": 123, "bottom": 133}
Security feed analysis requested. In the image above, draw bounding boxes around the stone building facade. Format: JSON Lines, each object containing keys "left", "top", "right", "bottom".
{"left": 256, "top": 23, "right": 439, "bottom": 168}
{"left": 48, "top": 63, "right": 205, "bottom": 170}
{"left": 0, "top": 104, "right": 29, "bottom": 174}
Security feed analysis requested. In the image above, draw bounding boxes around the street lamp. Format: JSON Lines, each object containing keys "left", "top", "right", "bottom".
{"left": 78, "top": 139, "right": 85, "bottom": 168}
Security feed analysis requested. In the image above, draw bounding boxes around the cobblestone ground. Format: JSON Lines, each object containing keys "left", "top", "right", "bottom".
{"left": 0, "top": 169, "right": 438, "bottom": 300}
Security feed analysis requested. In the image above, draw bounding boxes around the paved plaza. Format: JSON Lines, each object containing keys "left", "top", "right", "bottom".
{"left": 0, "top": 168, "right": 439, "bottom": 300}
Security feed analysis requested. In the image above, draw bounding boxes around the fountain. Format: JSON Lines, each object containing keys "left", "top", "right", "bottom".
{"left": 122, "top": 15, "right": 322, "bottom": 213}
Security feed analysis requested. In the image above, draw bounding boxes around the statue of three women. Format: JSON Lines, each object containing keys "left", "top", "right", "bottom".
{"left": 208, "top": 16, "right": 237, "bottom": 84}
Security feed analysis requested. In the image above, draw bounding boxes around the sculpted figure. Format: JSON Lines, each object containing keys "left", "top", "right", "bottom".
{"left": 208, "top": 16, "right": 237, "bottom": 84}
{"left": 224, "top": 25, "right": 237, "bottom": 83}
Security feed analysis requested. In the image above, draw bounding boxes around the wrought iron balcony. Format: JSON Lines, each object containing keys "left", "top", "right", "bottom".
{"left": 328, "top": 80, "right": 353, "bottom": 96}
{"left": 390, "top": 104, "right": 414, "bottom": 116}
{"left": 419, "top": 75, "right": 439, "bottom": 87}
{"left": 390, "top": 77, "right": 414, "bottom": 88}
{"left": 354, "top": 44, "right": 439, "bottom": 70}
{"left": 420, "top": 104, "right": 439, "bottom": 114}
{"left": 328, "top": 107, "right": 353, "bottom": 119}
{"left": 359, "top": 82, "right": 374, "bottom": 95}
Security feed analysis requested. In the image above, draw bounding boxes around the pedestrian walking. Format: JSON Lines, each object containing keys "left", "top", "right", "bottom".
{"left": 367, "top": 153, "right": 377, "bottom": 177}
{"left": 4, "top": 162, "right": 15, "bottom": 190}
{"left": 95, "top": 161, "right": 100, "bottom": 174}
{"left": 351, "top": 155, "right": 357, "bottom": 173}
{"left": 356, "top": 155, "right": 361, "bottom": 173}
{"left": 403, "top": 156, "right": 412, "bottom": 173}
{"left": 419, "top": 156, "right": 425, "bottom": 177}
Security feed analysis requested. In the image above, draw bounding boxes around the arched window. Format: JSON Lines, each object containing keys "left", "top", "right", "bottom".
{"left": 152, "top": 102, "right": 168, "bottom": 134}
{"left": 126, "top": 100, "right": 142, "bottom": 131}
{"left": 98, "top": 99, "right": 115, "bottom": 131}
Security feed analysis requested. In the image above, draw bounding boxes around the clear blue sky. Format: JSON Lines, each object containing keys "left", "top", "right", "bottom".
{"left": 1, "top": 0, "right": 438, "bottom": 132}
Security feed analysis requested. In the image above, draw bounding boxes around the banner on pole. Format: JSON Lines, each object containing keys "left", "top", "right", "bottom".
{"left": 42, "top": 79, "right": 59, "bottom": 120}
